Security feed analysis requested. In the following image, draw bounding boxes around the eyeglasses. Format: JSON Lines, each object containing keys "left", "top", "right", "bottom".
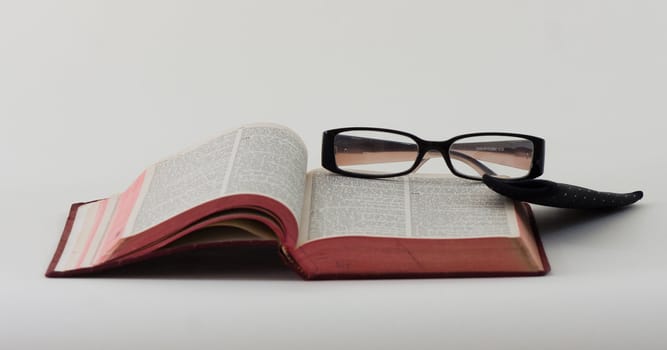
{"left": 322, "top": 127, "right": 545, "bottom": 180}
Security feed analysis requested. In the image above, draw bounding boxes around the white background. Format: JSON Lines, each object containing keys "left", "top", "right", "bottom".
{"left": 1, "top": 1, "right": 666, "bottom": 349}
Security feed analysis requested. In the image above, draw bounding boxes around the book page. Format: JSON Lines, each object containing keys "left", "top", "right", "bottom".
{"left": 54, "top": 195, "right": 121, "bottom": 272}
{"left": 161, "top": 219, "right": 278, "bottom": 249}
{"left": 407, "top": 176, "right": 517, "bottom": 237}
{"left": 125, "top": 124, "right": 307, "bottom": 237}
{"left": 300, "top": 171, "right": 518, "bottom": 245}
{"left": 224, "top": 126, "right": 307, "bottom": 220}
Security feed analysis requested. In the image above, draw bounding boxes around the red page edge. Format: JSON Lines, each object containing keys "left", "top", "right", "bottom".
{"left": 45, "top": 194, "right": 300, "bottom": 277}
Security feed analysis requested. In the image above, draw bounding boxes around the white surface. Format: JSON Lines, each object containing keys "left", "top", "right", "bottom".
{"left": 1, "top": 1, "right": 666, "bottom": 349}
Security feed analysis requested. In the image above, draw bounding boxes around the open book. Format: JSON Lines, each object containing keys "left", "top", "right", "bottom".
{"left": 46, "top": 124, "right": 549, "bottom": 279}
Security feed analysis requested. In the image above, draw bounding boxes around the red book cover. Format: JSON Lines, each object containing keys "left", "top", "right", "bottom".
{"left": 46, "top": 196, "right": 549, "bottom": 279}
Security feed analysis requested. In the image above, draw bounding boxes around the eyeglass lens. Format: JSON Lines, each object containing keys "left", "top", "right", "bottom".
{"left": 449, "top": 136, "right": 534, "bottom": 179}
{"left": 333, "top": 130, "right": 419, "bottom": 176}
{"left": 333, "top": 130, "right": 534, "bottom": 179}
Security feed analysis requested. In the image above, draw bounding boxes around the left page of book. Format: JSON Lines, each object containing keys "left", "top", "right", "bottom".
{"left": 52, "top": 123, "right": 307, "bottom": 273}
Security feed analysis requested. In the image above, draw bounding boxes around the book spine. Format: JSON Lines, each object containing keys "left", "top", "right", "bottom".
{"left": 279, "top": 245, "right": 309, "bottom": 280}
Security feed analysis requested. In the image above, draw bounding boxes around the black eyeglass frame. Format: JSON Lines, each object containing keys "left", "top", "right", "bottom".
{"left": 321, "top": 127, "right": 545, "bottom": 181}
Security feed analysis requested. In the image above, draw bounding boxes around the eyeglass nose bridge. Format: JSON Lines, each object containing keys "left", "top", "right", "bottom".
{"left": 416, "top": 140, "right": 498, "bottom": 177}
{"left": 413, "top": 141, "right": 450, "bottom": 171}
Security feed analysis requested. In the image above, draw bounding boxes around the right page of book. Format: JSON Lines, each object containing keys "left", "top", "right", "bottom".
{"left": 299, "top": 170, "right": 519, "bottom": 245}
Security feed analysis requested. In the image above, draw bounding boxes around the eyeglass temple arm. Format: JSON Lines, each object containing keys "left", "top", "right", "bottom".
{"left": 450, "top": 140, "right": 534, "bottom": 170}
{"left": 335, "top": 135, "right": 528, "bottom": 170}
{"left": 333, "top": 135, "right": 420, "bottom": 165}
{"left": 444, "top": 150, "right": 497, "bottom": 176}
{"left": 334, "top": 135, "right": 496, "bottom": 176}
